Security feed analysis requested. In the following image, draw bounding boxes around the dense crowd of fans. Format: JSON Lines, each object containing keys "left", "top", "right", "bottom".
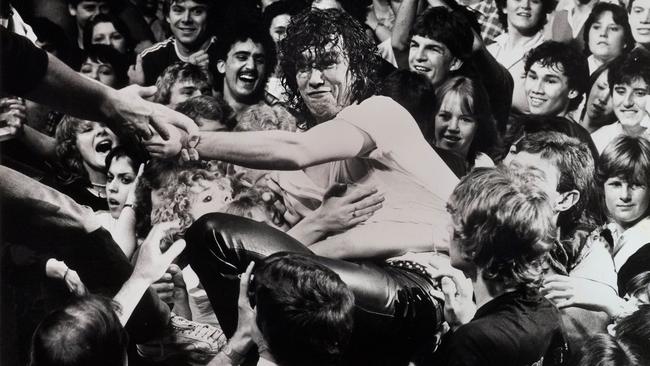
{"left": 2, "top": 0, "right": 650, "bottom": 365}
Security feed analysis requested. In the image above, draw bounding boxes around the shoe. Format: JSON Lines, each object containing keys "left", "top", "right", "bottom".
{"left": 137, "top": 314, "right": 228, "bottom": 361}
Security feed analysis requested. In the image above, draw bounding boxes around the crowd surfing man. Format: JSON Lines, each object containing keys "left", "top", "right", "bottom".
{"left": 148, "top": 8, "right": 460, "bottom": 260}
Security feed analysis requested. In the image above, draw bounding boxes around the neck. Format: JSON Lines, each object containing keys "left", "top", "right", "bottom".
{"left": 84, "top": 164, "right": 107, "bottom": 187}
{"left": 506, "top": 27, "right": 540, "bottom": 48}
{"left": 573, "top": 0, "right": 594, "bottom": 12}
{"left": 176, "top": 37, "right": 210, "bottom": 58}
{"left": 473, "top": 269, "right": 515, "bottom": 308}
{"left": 77, "top": 24, "right": 84, "bottom": 49}
{"left": 222, "top": 83, "right": 259, "bottom": 115}
{"left": 622, "top": 121, "right": 647, "bottom": 136}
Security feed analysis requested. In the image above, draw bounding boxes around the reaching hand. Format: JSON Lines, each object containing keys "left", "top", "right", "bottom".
{"left": 143, "top": 126, "right": 187, "bottom": 159}
{"left": 541, "top": 274, "right": 619, "bottom": 312}
{"left": 108, "top": 85, "right": 199, "bottom": 143}
{"left": 63, "top": 268, "right": 87, "bottom": 296}
{"left": 425, "top": 255, "right": 475, "bottom": 330}
{"left": 0, "top": 97, "right": 26, "bottom": 140}
{"left": 188, "top": 50, "right": 210, "bottom": 69}
{"left": 132, "top": 221, "right": 186, "bottom": 285}
{"left": 316, "top": 183, "right": 384, "bottom": 233}
{"left": 127, "top": 54, "right": 145, "bottom": 86}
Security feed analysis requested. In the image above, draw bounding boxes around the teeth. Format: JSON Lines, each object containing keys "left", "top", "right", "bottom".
{"left": 95, "top": 140, "right": 113, "bottom": 153}
{"left": 239, "top": 75, "right": 256, "bottom": 81}
{"left": 413, "top": 66, "right": 429, "bottom": 72}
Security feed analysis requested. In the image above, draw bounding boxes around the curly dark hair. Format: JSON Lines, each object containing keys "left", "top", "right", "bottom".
{"left": 524, "top": 41, "right": 589, "bottom": 112}
{"left": 608, "top": 47, "right": 650, "bottom": 89}
{"left": 279, "top": 8, "right": 381, "bottom": 128}
{"left": 410, "top": 7, "right": 475, "bottom": 62}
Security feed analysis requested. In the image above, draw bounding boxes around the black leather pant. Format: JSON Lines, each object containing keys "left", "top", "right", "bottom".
{"left": 185, "top": 213, "right": 444, "bottom": 366}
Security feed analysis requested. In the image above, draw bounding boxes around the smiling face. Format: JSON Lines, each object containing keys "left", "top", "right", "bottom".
{"left": 605, "top": 176, "right": 650, "bottom": 229}
{"left": 188, "top": 178, "right": 234, "bottom": 219}
{"left": 408, "top": 35, "right": 458, "bottom": 87}
{"left": 75, "top": 121, "right": 118, "bottom": 174}
{"left": 106, "top": 156, "right": 137, "bottom": 219}
{"left": 525, "top": 61, "right": 576, "bottom": 116}
{"left": 612, "top": 78, "right": 649, "bottom": 127}
{"left": 218, "top": 39, "right": 267, "bottom": 103}
{"left": 166, "top": 0, "right": 209, "bottom": 50}
{"left": 91, "top": 21, "right": 127, "bottom": 53}
{"left": 79, "top": 58, "right": 118, "bottom": 87}
{"left": 296, "top": 38, "right": 354, "bottom": 123}
{"left": 630, "top": 0, "right": 650, "bottom": 47}
{"left": 588, "top": 11, "right": 626, "bottom": 63}
{"left": 506, "top": 0, "right": 545, "bottom": 35}
{"left": 434, "top": 92, "right": 478, "bottom": 158}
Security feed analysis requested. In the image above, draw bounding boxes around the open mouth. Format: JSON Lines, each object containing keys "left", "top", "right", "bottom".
{"left": 95, "top": 139, "right": 113, "bottom": 154}
{"left": 442, "top": 135, "right": 461, "bottom": 143}
{"left": 528, "top": 96, "right": 546, "bottom": 107}
{"left": 516, "top": 12, "right": 531, "bottom": 17}
{"left": 107, "top": 198, "right": 121, "bottom": 206}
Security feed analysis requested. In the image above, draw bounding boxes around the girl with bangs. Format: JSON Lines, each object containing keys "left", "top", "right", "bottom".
{"left": 432, "top": 76, "right": 499, "bottom": 168}
{"left": 598, "top": 135, "right": 650, "bottom": 271}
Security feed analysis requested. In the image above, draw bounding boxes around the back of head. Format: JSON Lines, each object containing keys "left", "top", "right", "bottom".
{"left": 175, "top": 94, "right": 236, "bottom": 130}
{"left": 279, "top": 8, "right": 381, "bottom": 126}
{"left": 447, "top": 166, "right": 554, "bottom": 290}
{"left": 411, "top": 7, "right": 474, "bottom": 62}
{"left": 30, "top": 295, "right": 128, "bottom": 366}
{"left": 154, "top": 62, "right": 213, "bottom": 105}
{"left": 513, "top": 131, "right": 605, "bottom": 231}
{"left": 254, "top": 253, "right": 355, "bottom": 366}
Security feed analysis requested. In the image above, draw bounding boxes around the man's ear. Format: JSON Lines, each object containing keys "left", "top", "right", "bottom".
{"left": 450, "top": 58, "right": 463, "bottom": 72}
{"left": 68, "top": 4, "right": 77, "bottom": 17}
{"left": 568, "top": 89, "right": 579, "bottom": 100}
{"left": 217, "top": 59, "right": 226, "bottom": 74}
{"left": 555, "top": 189, "right": 580, "bottom": 213}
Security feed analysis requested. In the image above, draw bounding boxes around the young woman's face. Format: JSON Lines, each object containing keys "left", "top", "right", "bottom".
{"left": 604, "top": 176, "right": 650, "bottom": 229}
{"left": 106, "top": 156, "right": 137, "bottom": 219}
{"left": 188, "top": 178, "right": 234, "bottom": 220}
{"left": 585, "top": 70, "right": 613, "bottom": 123}
{"left": 434, "top": 92, "right": 478, "bottom": 158}
{"left": 79, "top": 58, "right": 118, "bottom": 87}
{"left": 506, "top": 0, "right": 546, "bottom": 35}
{"left": 611, "top": 78, "right": 649, "bottom": 127}
{"left": 92, "top": 21, "right": 128, "bottom": 53}
{"left": 75, "top": 121, "right": 118, "bottom": 173}
{"left": 588, "top": 11, "right": 626, "bottom": 62}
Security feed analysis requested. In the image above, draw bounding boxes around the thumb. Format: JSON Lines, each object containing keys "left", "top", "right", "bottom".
{"left": 137, "top": 85, "right": 158, "bottom": 99}
{"left": 163, "top": 239, "right": 186, "bottom": 263}
{"left": 440, "top": 276, "right": 457, "bottom": 304}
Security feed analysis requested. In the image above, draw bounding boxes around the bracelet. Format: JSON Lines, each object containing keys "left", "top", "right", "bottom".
{"left": 63, "top": 267, "right": 70, "bottom": 281}
{"left": 123, "top": 203, "right": 135, "bottom": 209}
{"left": 223, "top": 344, "right": 246, "bottom": 365}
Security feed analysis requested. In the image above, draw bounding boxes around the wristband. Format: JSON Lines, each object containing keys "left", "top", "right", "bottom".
{"left": 223, "top": 344, "right": 245, "bottom": 365}
{"left": 123, "top": 203, "right": 135, "bottom": 209}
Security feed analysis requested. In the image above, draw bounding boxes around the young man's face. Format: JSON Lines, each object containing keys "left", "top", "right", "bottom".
{"left": 604, "top": 176, "right": 650, "bottom": 229}
{"left": 504, "top": 151, "right": 562, "bottom": 206}
{"left": 611, "top": 78, "right": 649, "bottom": 127}
{"left": 295, "top": 37, "right": 354, "bottom": 122}
{"left": 525, "top": 61, "right": 576, "bottom": 116}
{"left": 69, "top": 1, "right": 110, "bottom": 28}
{"left": 168, "top": 78, "right": 211, "bottom": 108}
{"left": 409, "top": 35, "right": 459, "bottom": 87}
{"left": 218, "top": 39, "right": 267, "bottom": 103}
{"left": 629, "top": 0, "right": 650, "bottom": 47}
{"left": 506, "top": 0, "right": 545, "bottom": 35}
{"left": 166, "top": 0, "right": 209, "bottom": 49}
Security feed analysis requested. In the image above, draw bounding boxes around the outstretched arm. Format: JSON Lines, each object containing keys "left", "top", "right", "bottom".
{"left": 148, "top": 119, "right": 375, "bottom": 170}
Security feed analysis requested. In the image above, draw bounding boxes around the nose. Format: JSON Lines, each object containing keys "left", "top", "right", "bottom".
{"left": 97, "top": 38, "right": 111, "bottom": 46}
{"left": 415, "top": 46, "right": 427, "bottom": 62}
{"left": 182, "top": 10, "right": 191, "bottom": 23}
{"left": 447, "top": 117, "right": 460, "bottom": 131}
{"left": 243, "top": 56, "right": 254, "bottom": 70}
{"left": 107, "top": 178, "right": 119, "bottom": 193}
{"left": 644, "top": 9, "right": 650, "bottom": 23}
{"left": 521, "top": 0, "right": 531, "bottom": 9}
{"left": 620, "top": 184, "right": 632, "bottom": 201}
{"left": 308, "top": 67, "right": 325, "bottom": 87}
{"left": 530, "top": 78, "right": 544, "bottom": 94}
{"left": 623, "top": 91, "right": 635, "bottom": 107}
{"left": 600, "top": 27, "right": 608, "bottom": 38}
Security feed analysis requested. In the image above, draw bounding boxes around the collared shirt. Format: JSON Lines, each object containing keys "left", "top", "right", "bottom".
{"left": 471, "top": 0, "right": 505, "bottom": 45}
{"left": 487, "top": 31, "right": 545, "bottom": 113}
{"left": 587, "top": 55, "right": 603, "bottom": 75}
{"left": 607, "top": 217, "right": 650, "bottom": 271}
{"left": 564, "top": 2, "right": 591, "bottom": 38}
{"left": 591, "top": 115, "right": 650, "bottom": 153}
